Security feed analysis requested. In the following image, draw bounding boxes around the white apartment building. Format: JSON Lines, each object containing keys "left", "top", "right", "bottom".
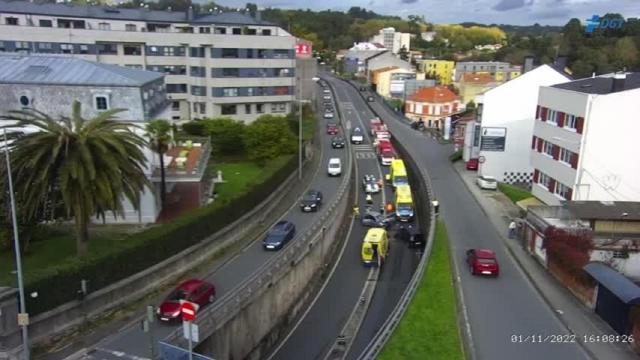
{"left": 370, "top": 27, "right": 410, "bottom": 55}
{"left": 531, "top": 72, "right": 640, "bottom": 205}
{"left": 476, "top": 64, "right": 570, "bottom": 184}
{"left": 0, "top": 0, "right": 297, "bottom": 123}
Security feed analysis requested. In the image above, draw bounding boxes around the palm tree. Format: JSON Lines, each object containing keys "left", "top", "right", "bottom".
{"left": 145, "top": 119, "right": 172, "bottom": 210}
{"left": 1, "top": 101, "right": 150, "bottom": 256}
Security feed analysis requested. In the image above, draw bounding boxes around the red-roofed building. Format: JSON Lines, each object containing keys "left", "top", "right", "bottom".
{"left": 405, "top": 86, "right": 463, "bottom": 131}
{"left": 459, "top": 73, "right": 500, "bottom": 104}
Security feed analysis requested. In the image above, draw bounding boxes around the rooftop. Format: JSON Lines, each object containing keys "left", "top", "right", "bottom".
{"left": 565, "top": 201, "right": 640, "bottom": 221}
{"left": 552, "top": 72, "right": 640, "bottom": 95}
{"left": 0, "top": 53, "right": 163, "bottom": 87}
{"left": 0, "top": 0, "right": 272, "bottom": 25}
{"left": 461, "top": 73, "right": 496, "bottom": 84}
{"left": 407, "top": 85, "right": 460, "bottom": 103}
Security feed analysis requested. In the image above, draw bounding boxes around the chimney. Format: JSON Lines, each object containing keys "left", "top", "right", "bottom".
{"left": 554, "top": 56, "right": 567, "bottom": 72}
{"left": 187, "top": 6, "right": 194, "bottom": 21}
{"left": 612, "top": 72, "right": 626, "bottom": 93}
{"left": 523, "top": 56, "right": 534, "bottom": 74}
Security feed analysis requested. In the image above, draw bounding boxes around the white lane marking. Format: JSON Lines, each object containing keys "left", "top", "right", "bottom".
{"left": 95, "top": 348, "right": 150, "bottom": 360}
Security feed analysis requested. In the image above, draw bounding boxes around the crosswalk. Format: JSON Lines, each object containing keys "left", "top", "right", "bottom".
{"left": 352, "top": 144, "right": 376, "bottom": 159}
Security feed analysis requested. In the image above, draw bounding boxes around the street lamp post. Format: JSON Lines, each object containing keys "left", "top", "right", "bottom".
{"left": 3, "top": 129, "right": 29, "bottom": 360}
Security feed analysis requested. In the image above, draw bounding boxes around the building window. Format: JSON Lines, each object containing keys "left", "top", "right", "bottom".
{"left": 223, "top": 88, "right": 239, "bottom": 97}
{"left": 232, "top": 27, "right": 241, "bottom": 35}
{"left": 538, "top": 172, "right": 551, "bottom": 189}
{"left": 97, "top": 43, "right": 117, "bottom": 55}
{"left": 190, "top": 66, "right": 206, "bottom": 77}
{"left": 19, "top": 95, "right": 30, "bottom": 107}
{"left": 246, "top": 49, "right": 254, "bottom": 58}
{"left": 256, "top": 103, "right": 264, "bottom": 113}
{"left": 546, "top": 109, "right": 557, "bottom": 124}
{"left": 262, "top": 29, "right": 271, "bottom": 36}
{"left": 94, "top": 95, "right": 109, "bottom": 111}
{"left": 60, "top": 43, "right": 73, "bottom": 54}
{"left": 172, "top": 101, "right": 180, "bottom": 111}
{"left": 245, "top": 104, "right": 251, "bottom": 114}
{"left": 271, "top": 103, "right": 286, "bottom": 113}
{"left": 193, "top": 102, "right": 206, "bottom": 114}
{"left": 125, "top": 24, "right": 137, "bottom": 32}
{"left": 125, "top": 64, "right": 143, "bottom": 69}
{"left": 222, "top": 48, "right": 238, "bottom": 58}
{"left": 543, "top": 141, "right": 554, "bottom": 157}
{"left": 277, "top": 68, "right": 292, "bottom": 77}
{"left": 191, "top": 86, "right": 206, "bottom": 96}
{"left": 273, "top": 86, "right": 289, "bottom": 95}
{"left": 190, "top": 47, "right": 205, "bottom": 58}
{"left": 37, "top": 42, "right": 53, "bottom": 52}
{"left": 15, "top": 41, "right": 30, "bottom": 51}
{"left": 39, "top": 19, "right": 52, "bottom": 27}
{"left": 559, "top": 148, "right": 572, "bottom": 165}
{"left": 222, "top": 68, "right": 239, "bottom": 77}
{"left": 199, "top": 27, "right": 211, "bottom": 33}
{"left": 247, "top": 88, "right": 254, "bottom": 96}
{"left": 79, "top": 44, "right": 89, "bottom": 54}
{"left": 162, "top": 47, "right": 174, "bottom": 56}
{"left": 98, "top": 22, "right": 111, "bottom": 30}
{"left": 221, "top": 104, "right": 236, "bottom": 115}
{"left": 564, "top": 114, "right": 577, "bottom": 130}
{"left": 246, "top": 28, "right": 257, "bottom": 35}
{"left": 0, "top": 41, "right": 6, "bottom": 52}
{"left": 6, "top": 17, "right": 18, "bottom": 25}
{"left": 167, "top": 84, "right": 187, "bottom": 93}
{"left": 214, "top": 27, "right": 226, "bottom": 34}
{"left": 124, "top": 45, "right": 141, "bottom": 55}
{"left": 554, "top": 182, "right": 570, "bottom": 200}
{"left": 274, "top": 49, "right": 291, "bottom": 59}
{"left": 257, "top": 49, "right": 267, "bottom": 58}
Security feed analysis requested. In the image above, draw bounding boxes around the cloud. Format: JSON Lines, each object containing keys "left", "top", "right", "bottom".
{"left": 533, "top": 7, "right": 572, "bottom": 19}
{"left": 492, "top": 0, "right": 533, "bottom": 11}
{"left": 400, "top": 0, "right": 419, "bottom": 3}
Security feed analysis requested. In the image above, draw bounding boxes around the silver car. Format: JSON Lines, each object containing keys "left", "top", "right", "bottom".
{"left": 476, "top": 175, "right": 498, "bottom": 190}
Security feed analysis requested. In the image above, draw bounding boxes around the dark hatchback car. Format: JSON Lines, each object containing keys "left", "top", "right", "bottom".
{"left": 156, "top": 279, "right": 216, "bottom": 322}
{"left": 300, "top": 190, "right": 323, "bottom": 212}
{"left": 361, "top": 210, "right": 393, "bottom": 228}
{"left": 331, "top": 136, "right": 346, "bottom": 149}
{"left": 263, "top": 220, "right": 296, "bottom": 250}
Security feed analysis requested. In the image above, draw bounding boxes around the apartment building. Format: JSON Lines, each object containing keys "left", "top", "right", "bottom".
{"left": 418, "top": 59, "right": 454, "bottom": 85}
{"left": 0, "top": 0, "right": 297, "bottom": 123}
{"left": 454, "top": 61, "right": 521, "bottom": 82}
{"left": 531, "top": 73, "right": 640, "bottom": 205}
{"left": 458, "top": 73, "right": 499, "bottom": 104}
{"left": 370, "top": 27, "right": 410, "bottom": 54}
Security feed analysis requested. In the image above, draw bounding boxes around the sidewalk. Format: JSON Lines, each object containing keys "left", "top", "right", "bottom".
{"left": 452, "top": 161, "right": 638, "bottom": 360}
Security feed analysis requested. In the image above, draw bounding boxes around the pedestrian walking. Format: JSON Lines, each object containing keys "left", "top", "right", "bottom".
{"left": 508, "top": 220, "right": 517, "bottom": 239}
{"left": 353, "top": 205, "right": 360, "bottom": 218}
{"left": 432, "top": 199, "right": 439, "bottom": 216}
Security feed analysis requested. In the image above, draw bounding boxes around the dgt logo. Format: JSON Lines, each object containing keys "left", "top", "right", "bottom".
{"left": 585, "top": 15, "right": 625, "bottom": 33}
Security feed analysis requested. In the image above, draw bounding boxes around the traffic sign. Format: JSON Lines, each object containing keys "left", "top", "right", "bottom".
{"left": 183, "top": 321, "right": 200, "bottom": 342}
{"left": 180, "top": 301, "right": 197, "bottom": 322}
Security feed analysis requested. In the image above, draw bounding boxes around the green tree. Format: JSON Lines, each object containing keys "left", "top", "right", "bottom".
{"left": 145, "top": 119, "right": 172, "bottom": 210}
{"left": 201, "top": 118, "right": 246, "bottom": 155}
{"left": 613, "top": 37, "right": 639, "bottom": 69}
{"left": 398, "top": 45, "right": 409, "bottom": 61}
{"left": 2, "top": 101, "right": 150, "bottom": 256}
{"left": 243, "top": 115, "right": 296, "bottom": 164}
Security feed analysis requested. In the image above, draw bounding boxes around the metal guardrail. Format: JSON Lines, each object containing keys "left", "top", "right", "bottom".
{"left": 340, "top": 79, "right": 438, "bottom": 360}
{"left": 163, "top": 79, "right": 354, "bottom": 351}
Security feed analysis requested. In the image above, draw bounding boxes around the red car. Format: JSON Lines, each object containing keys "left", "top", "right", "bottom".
{"left": 466, "top": 249, "right": 500, "bottom": 276}
{"left": 326, "top": 123, "right": 338, "bottom": 135}
{"left": 156, "top": 279, "right": 216, "bottom": 321}
{"left": 466, "top": 158, "right": 479, "bottom": 170}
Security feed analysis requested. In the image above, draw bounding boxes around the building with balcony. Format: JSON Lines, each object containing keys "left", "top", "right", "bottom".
{"left": 418, "top": 59, "right": 454, "bottom": 85}
{"left": 404, "top": 85, "right": 462, "bottom": 131}
{"left": 370, "top": 27, "right": 410, "bottom": 55}
{"left": 0, "top": 53, "right": 211, "bottom": 223}
{"left": 454, "top": 61, "right": 521, "bottom": 83}
{"left": 473, "top": 64, "right": 570, "bottom": 184}
{"left": 0, "top": 0, "right": 296, "bottom": 123}
{"left": 531, "top": 72, "right": 640, "bottom": 205}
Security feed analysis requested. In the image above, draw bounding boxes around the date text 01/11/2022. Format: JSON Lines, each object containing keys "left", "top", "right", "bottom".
{"left": 510, "top": 334, "right": 634, "bottom": 344}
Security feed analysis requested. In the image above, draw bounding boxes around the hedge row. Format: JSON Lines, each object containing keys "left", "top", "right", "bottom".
{"left": 26, "top": 155, "right": 297, "bottom": 315}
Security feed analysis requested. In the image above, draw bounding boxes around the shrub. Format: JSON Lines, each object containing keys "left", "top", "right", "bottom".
{"left": 201, "top": 118, "right": 246, "bottom": 155}
{"left": 243, "top": 115, "right": 296, "bottom": 163}
{"left": 25, "top": 155, "right": 296, "bottom": 315}
{"left": 182, "top": 121, "right": 206, "bottom": 136}
{"left": 449, "top": 150, "right": 463, "bottom": 162}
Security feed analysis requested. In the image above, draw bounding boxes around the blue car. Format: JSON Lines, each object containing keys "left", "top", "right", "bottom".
{"left": 263, "top": 221, "right": 296, "bottom": 250}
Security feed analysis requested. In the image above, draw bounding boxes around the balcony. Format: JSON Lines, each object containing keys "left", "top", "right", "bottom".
{"left": 149, "top": 137, "right": 211, "bottom": 183}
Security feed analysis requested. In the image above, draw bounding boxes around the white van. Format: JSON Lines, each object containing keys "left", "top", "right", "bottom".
{"left": 327, "top": 158, "right": 342, "bottom": 177}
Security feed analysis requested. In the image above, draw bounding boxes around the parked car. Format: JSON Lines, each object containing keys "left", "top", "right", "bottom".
{"left": 362, "top": 174, "right": 381, "bottom": 193}
{"left": 156, "top": 279, "right": 216, "bottom": 322}
{"left": 476, "top": 175, "right": 498, "bottom": 190}
{"left": 300, "top": 190, "right": 323, "bottom": 212}
{"left": 326, "top": 123, "right": 338, "bottom": 135}
{"left": 367, "top": 96, "right": 375, "bottom": 102}
{"left": 331, "top": 136, "right": 346, "bottom": 149}
{"left": 323, "top": 112, "right": 335, "bottom": 119}
{"left": 263, "top": 220, "right": 296, "bottom": 250}
{"left": 466, "top": 158, "right": 479, "bottom": 170}
{"left": 327, "top": 157, "right": 342, "bottom": 176}
{"left": 361, "top": 210, "right": 393, "bottom": 228}
{"left": 466, "top": 249, "right": 500, "bottom": 276}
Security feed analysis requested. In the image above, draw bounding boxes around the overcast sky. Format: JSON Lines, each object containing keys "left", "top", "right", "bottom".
{"left": 211, "top": 0, "right": 639, "bottom": 26}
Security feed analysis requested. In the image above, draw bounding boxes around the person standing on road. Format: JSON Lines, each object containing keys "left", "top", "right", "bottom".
{"left": 508, "top": 220, "right": 517, "bottom": 239}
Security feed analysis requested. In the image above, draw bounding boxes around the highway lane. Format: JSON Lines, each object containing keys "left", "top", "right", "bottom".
{"left": 75, "top": 85, "right": 349, "bottom": 360}
{"left": 269, "top": 77, "right": 419, "bottom": 360}
{"left": 356, "top": 84, "right": 589, "bottom": 360}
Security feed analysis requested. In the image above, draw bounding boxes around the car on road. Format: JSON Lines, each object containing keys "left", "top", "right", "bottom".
{"left": 466, "top": 158, "right": 479, "bottom": 170}
{"left": 476, "top": 175, "right": 498, "bottom": 190}
{"left": 466, "top": 249, "right": 500, "bottom": 276}
{"left": 362, "top": 174, "right": 380, "bottom": 193}
{"left": 323, "top": 112, "right": 335, "bottom": 119}
{"left": 351, "top": 127, "right": 364, "bottom": 144}
{"left": 300, "top": 190, "right": 323, "bottom": 212}
{"left": 360, "top": 86, "right": 367, "bottom": 91}
{"left": 156, "top": 279, "right": 216, "bottom": 322}
{"left": 322, "top": 89, "right": 331, "bottom": 94}
{"left": 331, "top": 136, "right": 346, "bottom": 149}
{"left": 327, "top": 157, "right": 342, "bottom": 176}
{"left": 326, "top": 123, "right": 338, "bottom": 135}
{"left": 409, "top": 232, "right": 426, "bottom": 248}
{"left": 361, "top": 210, "right": 393, "bottom": 228}
{"left": 367, "top": 96, "right": 375, "bottom": 102}
{"left": 263, "top": 220, "right": 296, "bottom": 250}
{"left": 324, "top": 105, "right": 334, "bottom": 112}
{"left": 323, "top": 95, "right": 332, "bottom": 100}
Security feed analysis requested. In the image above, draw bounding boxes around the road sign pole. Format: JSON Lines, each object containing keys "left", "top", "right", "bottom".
{"left": 188, "top": 320, "right": 193, "bottom": 360}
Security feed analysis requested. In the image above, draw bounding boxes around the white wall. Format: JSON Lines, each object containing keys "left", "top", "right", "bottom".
{"left": 591, "top": 250, "right": 640, "bottom": 280}
{"left": 478, "top": 65, "right": 570, "bottom": 183}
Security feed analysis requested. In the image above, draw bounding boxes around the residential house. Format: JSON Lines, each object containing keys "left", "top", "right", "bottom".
{"left": 0, "top": 54, "right": 211, "bottom": 223}
{"left": 458, "top": 73, "right": 500, "bottom": 104}
{"left": 404, "top": 85, "right": 463, "bottom": 131}
{"left": 371, "top": 67, "right": 423, "bottom": 98}
{"left": 531, "top": 72, "right": 640, "bottom": 205}
{"left": 366, "top": 51, "right": 412, "bottom": 80}
{"left": 343, "top": 45, "right": 387, "bottom": 76}
{"left": 454, "top": 61, "right": 521, "bottom": 82}
{"left": 0, "top": 0, "right": 297, "bottom": 123}
{"left": 418, "top": 59, "right": 455, "bottom": 85}
{"left": 475, "top": 64, "right": 570, "bottom": 184}
{"left": 370, "top": 27, "right": 411, "bottom": 54}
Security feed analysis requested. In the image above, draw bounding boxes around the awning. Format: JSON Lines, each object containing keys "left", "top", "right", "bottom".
{"left": 584, "top": 262, "right": 640, "bottom": 304}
